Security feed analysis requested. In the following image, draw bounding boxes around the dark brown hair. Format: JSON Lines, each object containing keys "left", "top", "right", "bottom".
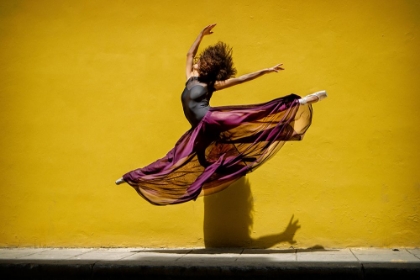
{"left": 198, "top": 41, "right": 237, "bottom": 85}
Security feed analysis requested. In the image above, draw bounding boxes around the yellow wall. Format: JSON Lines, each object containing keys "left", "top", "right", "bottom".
{"left": 1, "top": 0, "right": 419, "bottom": 248}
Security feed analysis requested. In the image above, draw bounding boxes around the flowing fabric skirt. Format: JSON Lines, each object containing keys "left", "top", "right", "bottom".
{"left": 123, "top": 94, "right": 312, "bottom": 205}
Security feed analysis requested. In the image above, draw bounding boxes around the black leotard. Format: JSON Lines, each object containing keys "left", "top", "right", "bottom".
{"left": 181, "top": 77, "right": 214, "bottom": 127}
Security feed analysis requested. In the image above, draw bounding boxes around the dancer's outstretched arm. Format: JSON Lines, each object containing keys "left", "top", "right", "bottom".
{"left": 186, "top": 24, "right": 216, "bottom": 80}
{"left": 214, "top": 64, "right": 284, "bottom": 91}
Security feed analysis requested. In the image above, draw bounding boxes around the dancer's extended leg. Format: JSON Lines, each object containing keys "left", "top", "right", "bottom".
{"left": 299, "top": 90, "right": 327, "bottom": 105}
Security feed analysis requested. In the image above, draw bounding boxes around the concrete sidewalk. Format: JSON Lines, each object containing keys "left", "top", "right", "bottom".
{"left": 1, "top": 247, "right": 419, "bottom": 279}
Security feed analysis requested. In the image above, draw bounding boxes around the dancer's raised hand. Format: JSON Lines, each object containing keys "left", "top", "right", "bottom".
{"left": 269, "top": 64, "right": 285, "bottom": 73}
{"left": 201, "top": 23, "right": 217, "bottom": 36}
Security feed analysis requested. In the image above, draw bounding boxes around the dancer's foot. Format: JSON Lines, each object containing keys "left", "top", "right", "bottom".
{"left": 299, "top": 90, "right": 327, "bottom": 105}
{"left": 115, "top": 177, "right": 125, "bottom": 185}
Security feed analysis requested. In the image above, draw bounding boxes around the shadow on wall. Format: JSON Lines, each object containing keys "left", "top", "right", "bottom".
{"left": 203, "top": 177, "right": 301, "bottom": 248}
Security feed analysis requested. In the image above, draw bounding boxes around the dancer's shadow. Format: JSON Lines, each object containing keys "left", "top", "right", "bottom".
{"left": 203, "top": 177, "right": 301, "bottom": 248}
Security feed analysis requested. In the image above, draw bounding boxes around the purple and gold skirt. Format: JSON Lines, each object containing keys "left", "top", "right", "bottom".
{"left": 123, "top": 94, "right": 312, "bottom": 205}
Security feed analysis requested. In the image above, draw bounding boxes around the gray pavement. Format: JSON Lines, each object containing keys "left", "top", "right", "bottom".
{"left": 0, "top": 247, "right": 419, "bottom": 279}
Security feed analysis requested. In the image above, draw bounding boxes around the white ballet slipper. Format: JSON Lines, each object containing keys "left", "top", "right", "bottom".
{"left": 115, "top": 178, "right": 125, "bottom": 185}
{"left": 299, "top": 90, "right": 328, "bottom": 105}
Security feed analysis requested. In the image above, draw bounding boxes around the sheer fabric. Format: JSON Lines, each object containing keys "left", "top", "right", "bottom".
{"left": 122, "top": 78, "right": 313, "bottom": 205}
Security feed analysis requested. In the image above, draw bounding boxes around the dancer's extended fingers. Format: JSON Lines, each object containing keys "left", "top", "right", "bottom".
{"left": 271, "top": 64, "right": 284, "bottom": 72}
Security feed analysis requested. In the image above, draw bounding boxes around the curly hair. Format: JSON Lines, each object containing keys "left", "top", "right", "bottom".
{"left": 198, "top": 41, "right": 237, "bottom": 85}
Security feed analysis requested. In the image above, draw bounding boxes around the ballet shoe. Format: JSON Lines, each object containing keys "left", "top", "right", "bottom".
{"left": 115, "top": 178, "right": 125, "bottom": 185}
{"left": 299, "top": 90, "right": 327, "bottom": 105}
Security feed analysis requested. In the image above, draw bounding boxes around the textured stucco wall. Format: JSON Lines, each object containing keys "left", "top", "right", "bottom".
{"left": 0, "top": 0, "right": 419, "bottom": 248}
